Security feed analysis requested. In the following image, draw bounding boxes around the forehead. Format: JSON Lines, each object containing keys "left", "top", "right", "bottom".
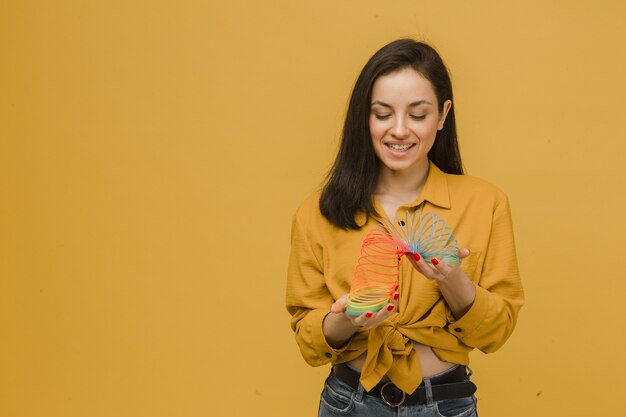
{"left": 371, "top": 68, "right": 436, "bottom": 104}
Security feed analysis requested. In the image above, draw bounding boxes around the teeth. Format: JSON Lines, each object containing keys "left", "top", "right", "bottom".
{"left": 387, "top": 143, "right": 413, "bottom": 151}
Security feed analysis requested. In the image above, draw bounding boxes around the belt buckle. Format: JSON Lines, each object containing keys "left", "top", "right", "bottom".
{"left": 380, "top": 382, "right": 406, "bottom": 407}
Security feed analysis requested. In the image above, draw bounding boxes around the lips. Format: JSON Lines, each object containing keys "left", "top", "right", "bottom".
{"left": 385, "top": 143, "right": 415, "bottom": 152}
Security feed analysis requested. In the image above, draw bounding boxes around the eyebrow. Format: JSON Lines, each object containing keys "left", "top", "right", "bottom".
{"left": 371, "top": 100, "right": 432, "bottom": 108}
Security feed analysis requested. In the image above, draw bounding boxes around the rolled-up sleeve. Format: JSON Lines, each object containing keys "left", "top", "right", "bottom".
{"left": 447, "top": 193, "right": 525, "bottom": 352}
{"left": 286, "top": 210, "right": 348, "bottom": 366}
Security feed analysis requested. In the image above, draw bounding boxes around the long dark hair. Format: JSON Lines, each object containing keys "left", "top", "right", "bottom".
{"left": 320, "top": 39, "right": 464, "bottom": 230}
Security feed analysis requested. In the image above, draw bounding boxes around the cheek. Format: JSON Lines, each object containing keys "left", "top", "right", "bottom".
{"left": 417, "top": 121, "right": 439, "bottom": 138}
{"left": 369, "top": 119, "right": 385, "bottom": 140}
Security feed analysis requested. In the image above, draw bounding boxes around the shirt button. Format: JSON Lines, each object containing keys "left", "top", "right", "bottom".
{"left": 454, "top": 327, "right": 463, "bottom": 333}
{"left": 324, "top": 352, "right": 333, "bottom": 358}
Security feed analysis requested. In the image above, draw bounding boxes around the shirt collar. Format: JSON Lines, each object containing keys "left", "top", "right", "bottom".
{"left": 412, "top": 161, "right": 451, "bottom": 209}
{"left": 368, "top": 161, "right": 452, "bottom": 224}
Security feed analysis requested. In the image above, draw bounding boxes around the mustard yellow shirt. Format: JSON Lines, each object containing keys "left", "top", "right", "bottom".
{"left": 286, "top": 162, "right": 524, "bottom": 394}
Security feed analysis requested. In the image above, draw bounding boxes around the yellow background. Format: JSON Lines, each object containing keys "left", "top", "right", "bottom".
{"left": 2, "top": 1, "right": 625, "bottom": 416}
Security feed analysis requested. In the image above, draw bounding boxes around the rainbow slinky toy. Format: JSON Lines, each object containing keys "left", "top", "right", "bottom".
{"left": 345, "top": 211, "right": 460, "bottom": 316}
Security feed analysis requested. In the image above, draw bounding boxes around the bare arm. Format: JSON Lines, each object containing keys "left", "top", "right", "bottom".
{"left": 407, "top": 248, "right": 475, "bottom": 319}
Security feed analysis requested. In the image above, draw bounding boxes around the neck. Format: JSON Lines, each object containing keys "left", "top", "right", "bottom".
{"left": 375, "top": 159, "right": 430, "bottom": 198}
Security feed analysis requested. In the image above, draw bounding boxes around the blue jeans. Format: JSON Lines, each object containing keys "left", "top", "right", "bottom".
{"left": 318, "top": 365, "right": 478, "bottom": 417}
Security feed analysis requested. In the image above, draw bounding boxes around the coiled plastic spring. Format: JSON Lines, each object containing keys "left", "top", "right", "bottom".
{"left": 346, "top": 211, "right": 459, "bottom": 316}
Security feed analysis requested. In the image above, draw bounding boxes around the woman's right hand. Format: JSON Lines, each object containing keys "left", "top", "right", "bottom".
{"left": 330, "top": 292, "right": 398, "bottom": 329}
{"left": 323, "top": 291, "right": 398, "bottom": 349}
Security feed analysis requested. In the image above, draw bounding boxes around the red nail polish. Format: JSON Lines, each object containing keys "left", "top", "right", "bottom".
{"left": 387, "top": 305, "right": 394, "bottom": 311}
{"left": 431, "top": 258, "right": 439, "bottom": 266}
{"left": 412, "top": 253, "right": 421, "bottom": 261}
{"left": 365, "top": 312, "right": 373, "bottom": 318}
{"left": 393, "top": 293, "right": 399, "bottom": 300}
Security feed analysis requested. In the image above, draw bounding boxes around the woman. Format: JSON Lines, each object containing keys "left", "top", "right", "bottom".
{"left": 286, "top": 39, "right": 524, "bottom": 417}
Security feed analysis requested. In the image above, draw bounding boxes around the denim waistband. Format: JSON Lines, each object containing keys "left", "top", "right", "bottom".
{"left": 331, "top": 363, "right": 476, "bottom": 407}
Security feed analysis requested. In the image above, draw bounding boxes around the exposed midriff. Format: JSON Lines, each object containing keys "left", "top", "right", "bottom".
{"left": 346, "top": 340, "right": 455, "bottom": 378}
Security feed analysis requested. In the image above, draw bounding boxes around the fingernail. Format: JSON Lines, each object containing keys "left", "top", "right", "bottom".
{"left": 365, "top": 312, "right": 373, "bottom": 318}
{"left": 431, "top": 258, "right": 439, "bottom": 266}
{"left": 387, "top": 305, "right": 394, "bottom": 311}
{"left": 393, "top": 293, "right": 399, "bottom": 300}
{"left": 412, "top": 253, "right": 421, "bottom": 261}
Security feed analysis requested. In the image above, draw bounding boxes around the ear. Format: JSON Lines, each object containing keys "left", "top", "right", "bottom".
{"left": 437, "top": 100, "right": 452, "bottom": 131}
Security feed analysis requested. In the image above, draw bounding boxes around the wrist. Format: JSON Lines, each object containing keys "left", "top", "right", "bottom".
{"left": 323, "top": 311, "right": 360, "bottom": 348}
{"left": 328, "top": 310, "right": 360, "bottom": 331}
{"left": 437, "top": 268, "right": 469, "bottom": 288}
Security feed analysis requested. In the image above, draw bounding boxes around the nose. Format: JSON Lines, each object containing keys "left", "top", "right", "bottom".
{"left": 391, "top": 116, "right": 410, "bottom": 138}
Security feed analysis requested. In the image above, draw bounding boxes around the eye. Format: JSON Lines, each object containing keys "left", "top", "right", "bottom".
{"left": 374, "top": 114, "right": 392, "bottom": 120}
{"left": 410, "top": 114, "right": 426, "bottom": 121}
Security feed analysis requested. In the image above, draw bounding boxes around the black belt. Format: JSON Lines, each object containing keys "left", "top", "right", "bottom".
{"left": 332, "top": 363, "right": 477, "bottom": 407}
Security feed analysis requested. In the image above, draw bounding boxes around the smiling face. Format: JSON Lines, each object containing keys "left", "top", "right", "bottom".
{"left": 369, "top": 67, "right": 451, "bottom": 176}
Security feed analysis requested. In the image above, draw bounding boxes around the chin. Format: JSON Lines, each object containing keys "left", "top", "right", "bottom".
{"left": 382, "top": 160, "right": 419, "bottom": 173}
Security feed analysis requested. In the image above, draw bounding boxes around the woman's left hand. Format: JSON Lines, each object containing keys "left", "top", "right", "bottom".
{"left": 407, "top": 247, "right": 471, "bottom": 282}
{"left": 406, "top": 248, "right": 476, "bottom": 319}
